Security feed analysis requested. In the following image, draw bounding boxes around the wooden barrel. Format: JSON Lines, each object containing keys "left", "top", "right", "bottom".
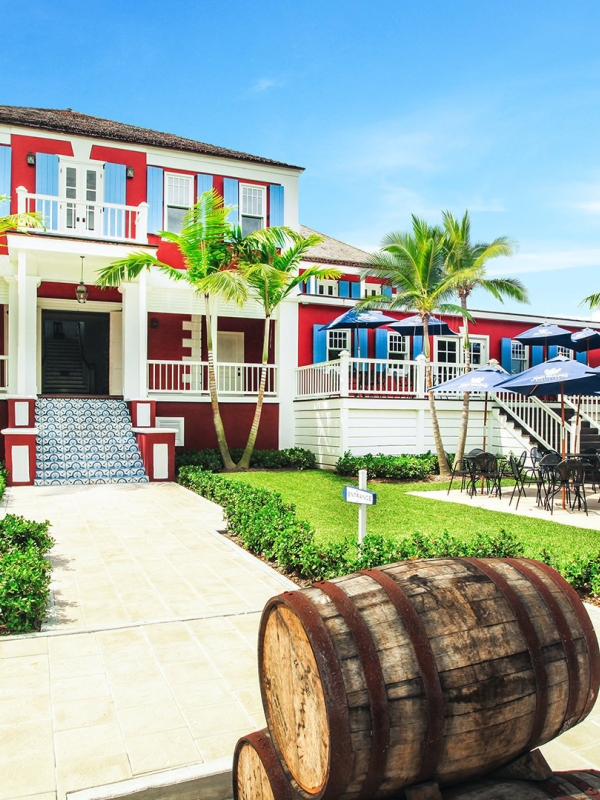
{"left": 233, "top": 730, "right": 297, "bottom": 800}
{"left": 258, "top": 557, "right": 600, "bottom": 800}
{"left": 443, "top": 770, "right": 600, "bottom": 799}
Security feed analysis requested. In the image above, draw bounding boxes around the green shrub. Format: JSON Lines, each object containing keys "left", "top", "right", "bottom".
{"left": 0, "top": 515, "right": 54, "bottom": 554}
{"left": 0, "top": 463, "right": 7, "bottom": 502}
{"left": 175, "top": 447, "right": 316, "bottom": 473}
{"left": 335, "top": 451, "right": 439, "bottom": 481}
{"left": 0, "top": 545, "right": 52, "bottom": 633}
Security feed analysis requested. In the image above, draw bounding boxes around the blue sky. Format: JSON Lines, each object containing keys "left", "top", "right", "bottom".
{"left": 5, "top": 0, "right": 600, "bottom": 319}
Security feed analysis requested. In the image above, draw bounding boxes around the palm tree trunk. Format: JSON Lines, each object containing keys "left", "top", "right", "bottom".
{"left": 424, "top": 316, "right": 452, "bottom": 479}
{"left": 237, "top": 316, "right": 271, "bottom": 470}
{"left": 205, "top": 296, "right": 236, "bottom": 470}
{"left": 454, "top": 297, "right": 471, "bottom": 463}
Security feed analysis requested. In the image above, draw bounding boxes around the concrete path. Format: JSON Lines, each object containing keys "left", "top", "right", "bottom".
{"left": 1, "top": 483, "right": 600, "bottom": 799}
{"left": 0, "top": 483, "right": 294, "bottom": 800}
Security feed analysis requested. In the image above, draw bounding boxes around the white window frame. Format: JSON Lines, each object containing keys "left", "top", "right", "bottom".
{"left": 465, "top": 335, "right": 490, "bottom": 366}
{"left": 557, "top": 346, "right": 574, "bottom": 359}
{"left": 362, "top": 283, "right": 380, "bottom": 298}
{"left": 327, "top": 329, "right": 350, "bottom": 361}
{"left": 435, "top": 337, "right": 460, "bottom": 363}
{"left": 240, "top": 183, "right": 266, "bottom": 235}
{"left": 511, "top": 340, "right": 529, "bottom": 374}
{"left": 164, "top": 172, "right": 194, "bottom": 233}
{"left": 317, "top": 279, "right": 339, "bottom": 298}
{"left": 387, "top": 332, "right": 409, "bottom": 361}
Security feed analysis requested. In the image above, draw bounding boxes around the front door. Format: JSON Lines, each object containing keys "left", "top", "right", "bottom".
{"left": 60, "top": 163, "right": 103, "bottom": 235}
{"left": 217, "top": 331, "right": 245, "bottom": 393}
{"left": 42, "top": 311, "right": 110, "bottom": 395}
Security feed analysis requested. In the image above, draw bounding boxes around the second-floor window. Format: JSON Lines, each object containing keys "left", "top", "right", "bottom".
{"left": 557, "top": 346, "right": 574, "bottom": 359}
{"left": 388, "top": 333, "right": 409, "bottom": 361}
{"left": 165, "top": 173, "right": 193, "bottom": 234}
{"left": 241, "top": 185, "right": 266, "bottom": 235}
{"left": 317, "top": 280, "right": 339, "bottom": 297}
{"left": 511, "top": 340, "right": 528, "bottom": 374}
{"left": 328, "top": 329, "right": 349, "bottom": 361}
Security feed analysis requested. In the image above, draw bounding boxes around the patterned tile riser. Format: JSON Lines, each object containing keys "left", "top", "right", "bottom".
{"left": 34, "top": 399, "right": 149, "bottom": 486}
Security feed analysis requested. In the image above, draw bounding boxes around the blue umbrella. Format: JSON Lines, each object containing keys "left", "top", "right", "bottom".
{"left": 571, "top": 328, "right": 600, "bottom": 353}
{"left": 514, "top": 323, "right": 574, "bottom": 350}
{"left": 430, "top": 362, "right": 509, "bottom": 451}
{"left": 386, "top": 314, "right": 458, "bottom": 338}
{"left": 320, "top": 309, "right": 398, "bottom": 357}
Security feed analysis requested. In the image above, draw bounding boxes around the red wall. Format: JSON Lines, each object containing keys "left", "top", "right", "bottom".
{"left": 0, "top": 400, "right": 7, "bottom": 460}
{"left": 155, "top": 401, "right": 279, "bottom": 450}
{"left": 148, "top": 313, "right": 189, "bottom": 361}
{"left": 89, "top": 145, "right": 147, "bottom": 207}
{"left": 10, "top": 135, "right": 74, "bottom": 207}
{"left": 218, "top": 317, "right": 275, "bottom": 363}
{"left": 38, "top": 281, "right": 122, "bottom": 302}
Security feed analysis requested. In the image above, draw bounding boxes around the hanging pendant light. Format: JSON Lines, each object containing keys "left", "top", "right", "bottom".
{"left": 76, "top": 256, "right": 88, "bottom": 304}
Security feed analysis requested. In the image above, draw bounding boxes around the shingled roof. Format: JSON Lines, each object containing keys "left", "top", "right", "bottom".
{"left": 300, "top": 225, "right": 372, "bottom": 267}
{"left": 0, "top": 106, "right": 303, "bottom": 170}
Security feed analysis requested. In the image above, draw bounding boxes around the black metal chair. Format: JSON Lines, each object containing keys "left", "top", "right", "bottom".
{"left": 546, "top": 459, "right": 588, "bottom": 515}
{"left": 472, "top": 452, "right": 502, "bottom": 498}
{"left": 536, "top": 452, "right": 562, "bottom": 508}
{"left": 508, "top": 454, "right": 538, "bottom": 509}
{"left": 447, "top": 458, "right": 472, "bottom": 495}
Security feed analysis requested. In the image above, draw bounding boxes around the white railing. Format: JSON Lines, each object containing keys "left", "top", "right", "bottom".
{"left": 17, "top": 187, "right": 148, "bottom": 243}
{"left": 565, "top": 395, "right": 600, "bottom": 429}
{"left": 0, "top": 356, "right": 7, "bottom": 392}
{"left": 295, "top": 353, "right": 467, "bottom": 399}
{"left": 495, "top": 391, "right": 573, "bottom": 453}
{"left": 147, "top": 360, "right": 277, "bottom": 396}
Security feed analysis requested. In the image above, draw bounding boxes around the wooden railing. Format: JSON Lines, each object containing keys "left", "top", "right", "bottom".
{"left": 17, "top": 187, "right": 148, "bottom": 243}
{"left": 494, "top": 391, "right": 573, "bottom": 453}
{"left": 147, "top": 360, "right": 277, "bottom": 396}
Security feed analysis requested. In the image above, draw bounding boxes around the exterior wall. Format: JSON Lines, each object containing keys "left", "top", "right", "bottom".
{"left": 155, "top": 401, "right": 279, "bottom": 451}
{"left": 0, "top": 400, "right": 8, "bottom": 460}
{"left": 148, "top": 313, "right": 190, "bottom": 361}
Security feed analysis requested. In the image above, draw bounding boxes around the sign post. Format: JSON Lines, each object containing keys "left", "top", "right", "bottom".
{"left": 342, "top": 468, "right": 377, "bottom": 546}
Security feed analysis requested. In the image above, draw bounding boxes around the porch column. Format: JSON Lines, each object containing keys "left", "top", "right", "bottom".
{"left": 12, "top": 251, "right": 40, "bottom": 397}
{"left": 120, "top": 273, "right": 148, "bottom": 400}
{"left": 277, "top": 298, "right": 298, "bottom": 448}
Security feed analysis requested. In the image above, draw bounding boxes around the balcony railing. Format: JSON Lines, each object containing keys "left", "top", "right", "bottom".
{"left": 147, "top": 360, "right": 277, "bottom": 396}
{"left": 17, "top": 187, "right": 148, "bottom": 243}
{"left": 295, "top": 354, "right": 466, "bottom": 399}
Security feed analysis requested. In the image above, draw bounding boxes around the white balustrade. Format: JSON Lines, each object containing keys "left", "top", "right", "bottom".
{"left": 147, "top": 360, "right": 277, "bottom": 396}
{"left": 495, "top": 391, "right": 572, "bottom": 453}
{"left": 295, "top": 361, "right": 341, "bottom": 399}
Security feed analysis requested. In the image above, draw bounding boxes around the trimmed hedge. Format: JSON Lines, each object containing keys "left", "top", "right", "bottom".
{"left": 175, "top": 447, "right": 317, "bottom": 473}
{"left": 335, "top": 451, "right": 440, "bottom": 481}
{"left": 178, "top": 467, "right": 526, "bottom": 582}
{"left": 0, "top": 514, "right": 54, "bottom": 634}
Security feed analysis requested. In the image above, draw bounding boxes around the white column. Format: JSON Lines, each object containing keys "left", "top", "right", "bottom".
{"left": 277, "top": 298, "right": 298, "bottom": 448}
{"left": 5, "top": 277, "right": 18, "bottom": 396}
{"left": 15, "top": 251, "right": 40, "bottom": 396}
{"left": 120, "top": 276, "right": 148, "bottom": 400}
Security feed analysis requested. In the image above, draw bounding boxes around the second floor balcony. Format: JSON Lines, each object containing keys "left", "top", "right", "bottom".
{"left": 17, "top": 186, "right": 149, "bottom": 244}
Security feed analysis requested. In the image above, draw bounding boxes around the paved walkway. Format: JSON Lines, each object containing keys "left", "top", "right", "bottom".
{"left": 1, "top": 483, "right": 599, "bottom": 799}
{"left": 0, "top": 483, "right": 294, "bottom": 800}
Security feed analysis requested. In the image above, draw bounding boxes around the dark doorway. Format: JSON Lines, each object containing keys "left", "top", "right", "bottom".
{"left": 42, "top": 310, "right": 110, "bottom": 395}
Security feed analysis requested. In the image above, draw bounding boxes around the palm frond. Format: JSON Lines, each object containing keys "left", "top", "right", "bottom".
{"left": 96, "top": 252, "right": 170, "bottom": 287}
{"left": 477, "top": 277, "right": 529, "bottom": 303}
{"left": 580, "top": 293, "right": 600, "bottom": 309}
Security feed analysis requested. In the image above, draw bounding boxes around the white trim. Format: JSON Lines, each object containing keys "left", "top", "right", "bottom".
{"left": 163, "top": 172, "right": 194, "bottom": 233}
{"left": 239, "top": 183, "right": 266, "bottom": 234}
{"left": 37, "top": 298, "right": 122, "bottom": 312}
{"left": 155, "top": 416, "right": 185, "bottom": 446}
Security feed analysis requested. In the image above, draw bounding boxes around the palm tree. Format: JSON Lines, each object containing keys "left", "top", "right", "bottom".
{"left": 0, "top": 195, "right": 45, "bottom": 233}
{"left": 228, "top": 229, "right": 341, "bottom": 469}
{"left": 362, "top": 216, "right": 476, "bottom": 480}
{"left": 442, "top": 211, "right": 526, "bottom": 464}
{"left": 96, "top": 189, "right": 244, "bottom": 470}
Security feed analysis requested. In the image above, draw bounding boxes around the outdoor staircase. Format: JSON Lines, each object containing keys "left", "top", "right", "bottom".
{"left": 34, "top": 398, "right": 149, "bottom": 485}
{"left": 43, "top": 339, "right": 87, "bottom": 394}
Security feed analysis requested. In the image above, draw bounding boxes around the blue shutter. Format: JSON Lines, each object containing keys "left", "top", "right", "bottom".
{"left": 197, "top": 173, "right": 213, "bottom": 199}
{"left": 382, "top": 285, "right": 392, "bottom": 297}
{"left": 576, "top": 350, "right": 588, "bottom": 364}
{"left": 531, "top": 346, "right": 544, "bottom": 367}
{"left": 0, "top": 146, "right": 11, "bottom": 216}
{"left": 36, "top": 153, "right": 59, "bottom": 230}
{"left": 354, "top": 328, "right": 368, "bottom": 358}
{"left": 223, "top": 178, "right": 239, "bottom": 225}
{"left": 104, "top": 163, "right": 126, "bottom": 238}
{"left": 413, "top": 336, "right": 423, "bottom": 357}
{"left": 500, "top": 338, "right": 512, "bottom": 373}
{"left": 269, "top": 185, "right": 284, "bottom": 227}
{"left": 548, "top": 345, "right": 559, "bottom": 359}
{"left": 313, "top": 325, "right": 328, "bottom": 363}
{"left": 147, "top": 166, "right": 164, "bottom": 234}
{"left": 351, "top": 282, "right": 361, "bottom": 299}
{"left": 338, "top": 281, "right": 350, "bottom": 298}
{"left": 375, "top": 328, "right": 388, "bottom": 359}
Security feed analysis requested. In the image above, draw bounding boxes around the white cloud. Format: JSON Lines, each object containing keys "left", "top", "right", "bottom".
{"left": 250, "top": 78, "right": 279, "bottom": 93}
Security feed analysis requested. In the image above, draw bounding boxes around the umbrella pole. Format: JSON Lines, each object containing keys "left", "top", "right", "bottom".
{"left": 481, "top": 392, "right": 489, "bottom": 492}
{"left": 561, "top": 389, "right": 566, "bottom": 509}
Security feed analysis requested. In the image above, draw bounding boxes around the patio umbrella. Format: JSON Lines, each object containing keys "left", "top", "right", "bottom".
{"left": 571, "top": 327, "right": 600, "bottom": 354}
{"left": 430, "top": 361, "right": 509, "bottom": 451}
{"left": 319, "top": 309, "right": 398, "bottom": 357}
{"left": 387, "top": 314, "right": 458, "bottom": 339}
{"left": 514, "top": 323, "right": 574, "bottom": 350}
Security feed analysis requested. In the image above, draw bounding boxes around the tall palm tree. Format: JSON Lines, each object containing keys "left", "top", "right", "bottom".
{"left": 362, "top": 216, "right": 476, "bottom": 480}
{"left": 227, "top": 229, "right": 341, "bottom": 469}
{"left": 442, "top": 210, "right": 526, "bottom": 463}
{"left": 96, "top": 189, "right": 244, "bottom": 470}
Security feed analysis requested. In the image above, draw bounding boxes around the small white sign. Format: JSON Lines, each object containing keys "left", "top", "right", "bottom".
{"left": 342, "top": 486, "right": 377, "bottom": 506}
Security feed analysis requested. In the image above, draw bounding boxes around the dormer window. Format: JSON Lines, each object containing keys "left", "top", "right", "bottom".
{"left": 240, "top": 184, "right": 266, "bottom": 235}
{"left": 164, "top": 173, "right": 193, "bottom": 234}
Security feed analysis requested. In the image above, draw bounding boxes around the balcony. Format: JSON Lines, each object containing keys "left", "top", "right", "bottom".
{"left": 17, "top": 187, "right": 148, "bottom": 244}
{"left": 147, "top": 361, "right": 278, "bottom": 397}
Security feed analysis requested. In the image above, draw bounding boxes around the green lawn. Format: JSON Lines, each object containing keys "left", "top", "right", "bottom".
{"left": 225, "top": 470, "right": 600, "bottom": 563}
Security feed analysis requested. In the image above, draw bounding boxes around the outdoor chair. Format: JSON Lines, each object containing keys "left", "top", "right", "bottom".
{"left": 447, "top": 458, "right": 473, "bottom": 495}
{"left": 508, "top": 454, "right": 537, "bottom": 509}
{"left": 472, "top": 452, "right": 502, "bottom": 498}
{"left": 580, "top": 448, "right": 600, "bottom": 493}
{"left": 531, "top": 447, "right": 545, "bottom": 468}
{"left": 536, "top": 453, "right": 562, "bottom": 508}
{"left": 546, "top": 460, "right": 588, "bottom": 516}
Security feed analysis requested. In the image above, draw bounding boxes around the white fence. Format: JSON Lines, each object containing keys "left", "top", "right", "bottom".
{"left": 147, "top": 360, "right": 277, "bottom": 396}
{"left": 494, "top": 391, "right": 573, "bottom": 453}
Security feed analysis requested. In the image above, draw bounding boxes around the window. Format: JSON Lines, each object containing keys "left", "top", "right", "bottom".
{"left": 557, "top": 346, "right": 574, "bottom": 359}
{"left": 388, "top": 333, "right": 409, "bottom": 361}
{"left": 468, "top": 337, "right": 488, "bottom": 366}
{"left": 240, "top": 184, "right": 266, "bottom": 236}
{"left": 436, "top": 338, "right": 459, "bottom": 363}
{"left": 317, "top": 280, "right": 339, "bottom": 297}
{"left": 363, "top": 284, "right": 379, "bottom": 298}
{"left": 165, "top": 173, "right": 194, "bottom": 234}
{"left": 327, "top": 329, "right": 349, "bottom": 361}
{"left": 511, "top": 340, "right": 528, "bottom": 374}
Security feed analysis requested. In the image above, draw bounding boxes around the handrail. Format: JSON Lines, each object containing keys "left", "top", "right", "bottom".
{"left": 494, "top": 391, "right": 574, "bottom": 453}
{"left": 147, "top": 360, "right": 277, "bottom": 396}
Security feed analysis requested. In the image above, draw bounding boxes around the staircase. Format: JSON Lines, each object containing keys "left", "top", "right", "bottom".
{"left": 35, "top": 398, "right": 149, "bottom": 485}
{"left": 43, "top": 339, "right": 88, "bottom": 394}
